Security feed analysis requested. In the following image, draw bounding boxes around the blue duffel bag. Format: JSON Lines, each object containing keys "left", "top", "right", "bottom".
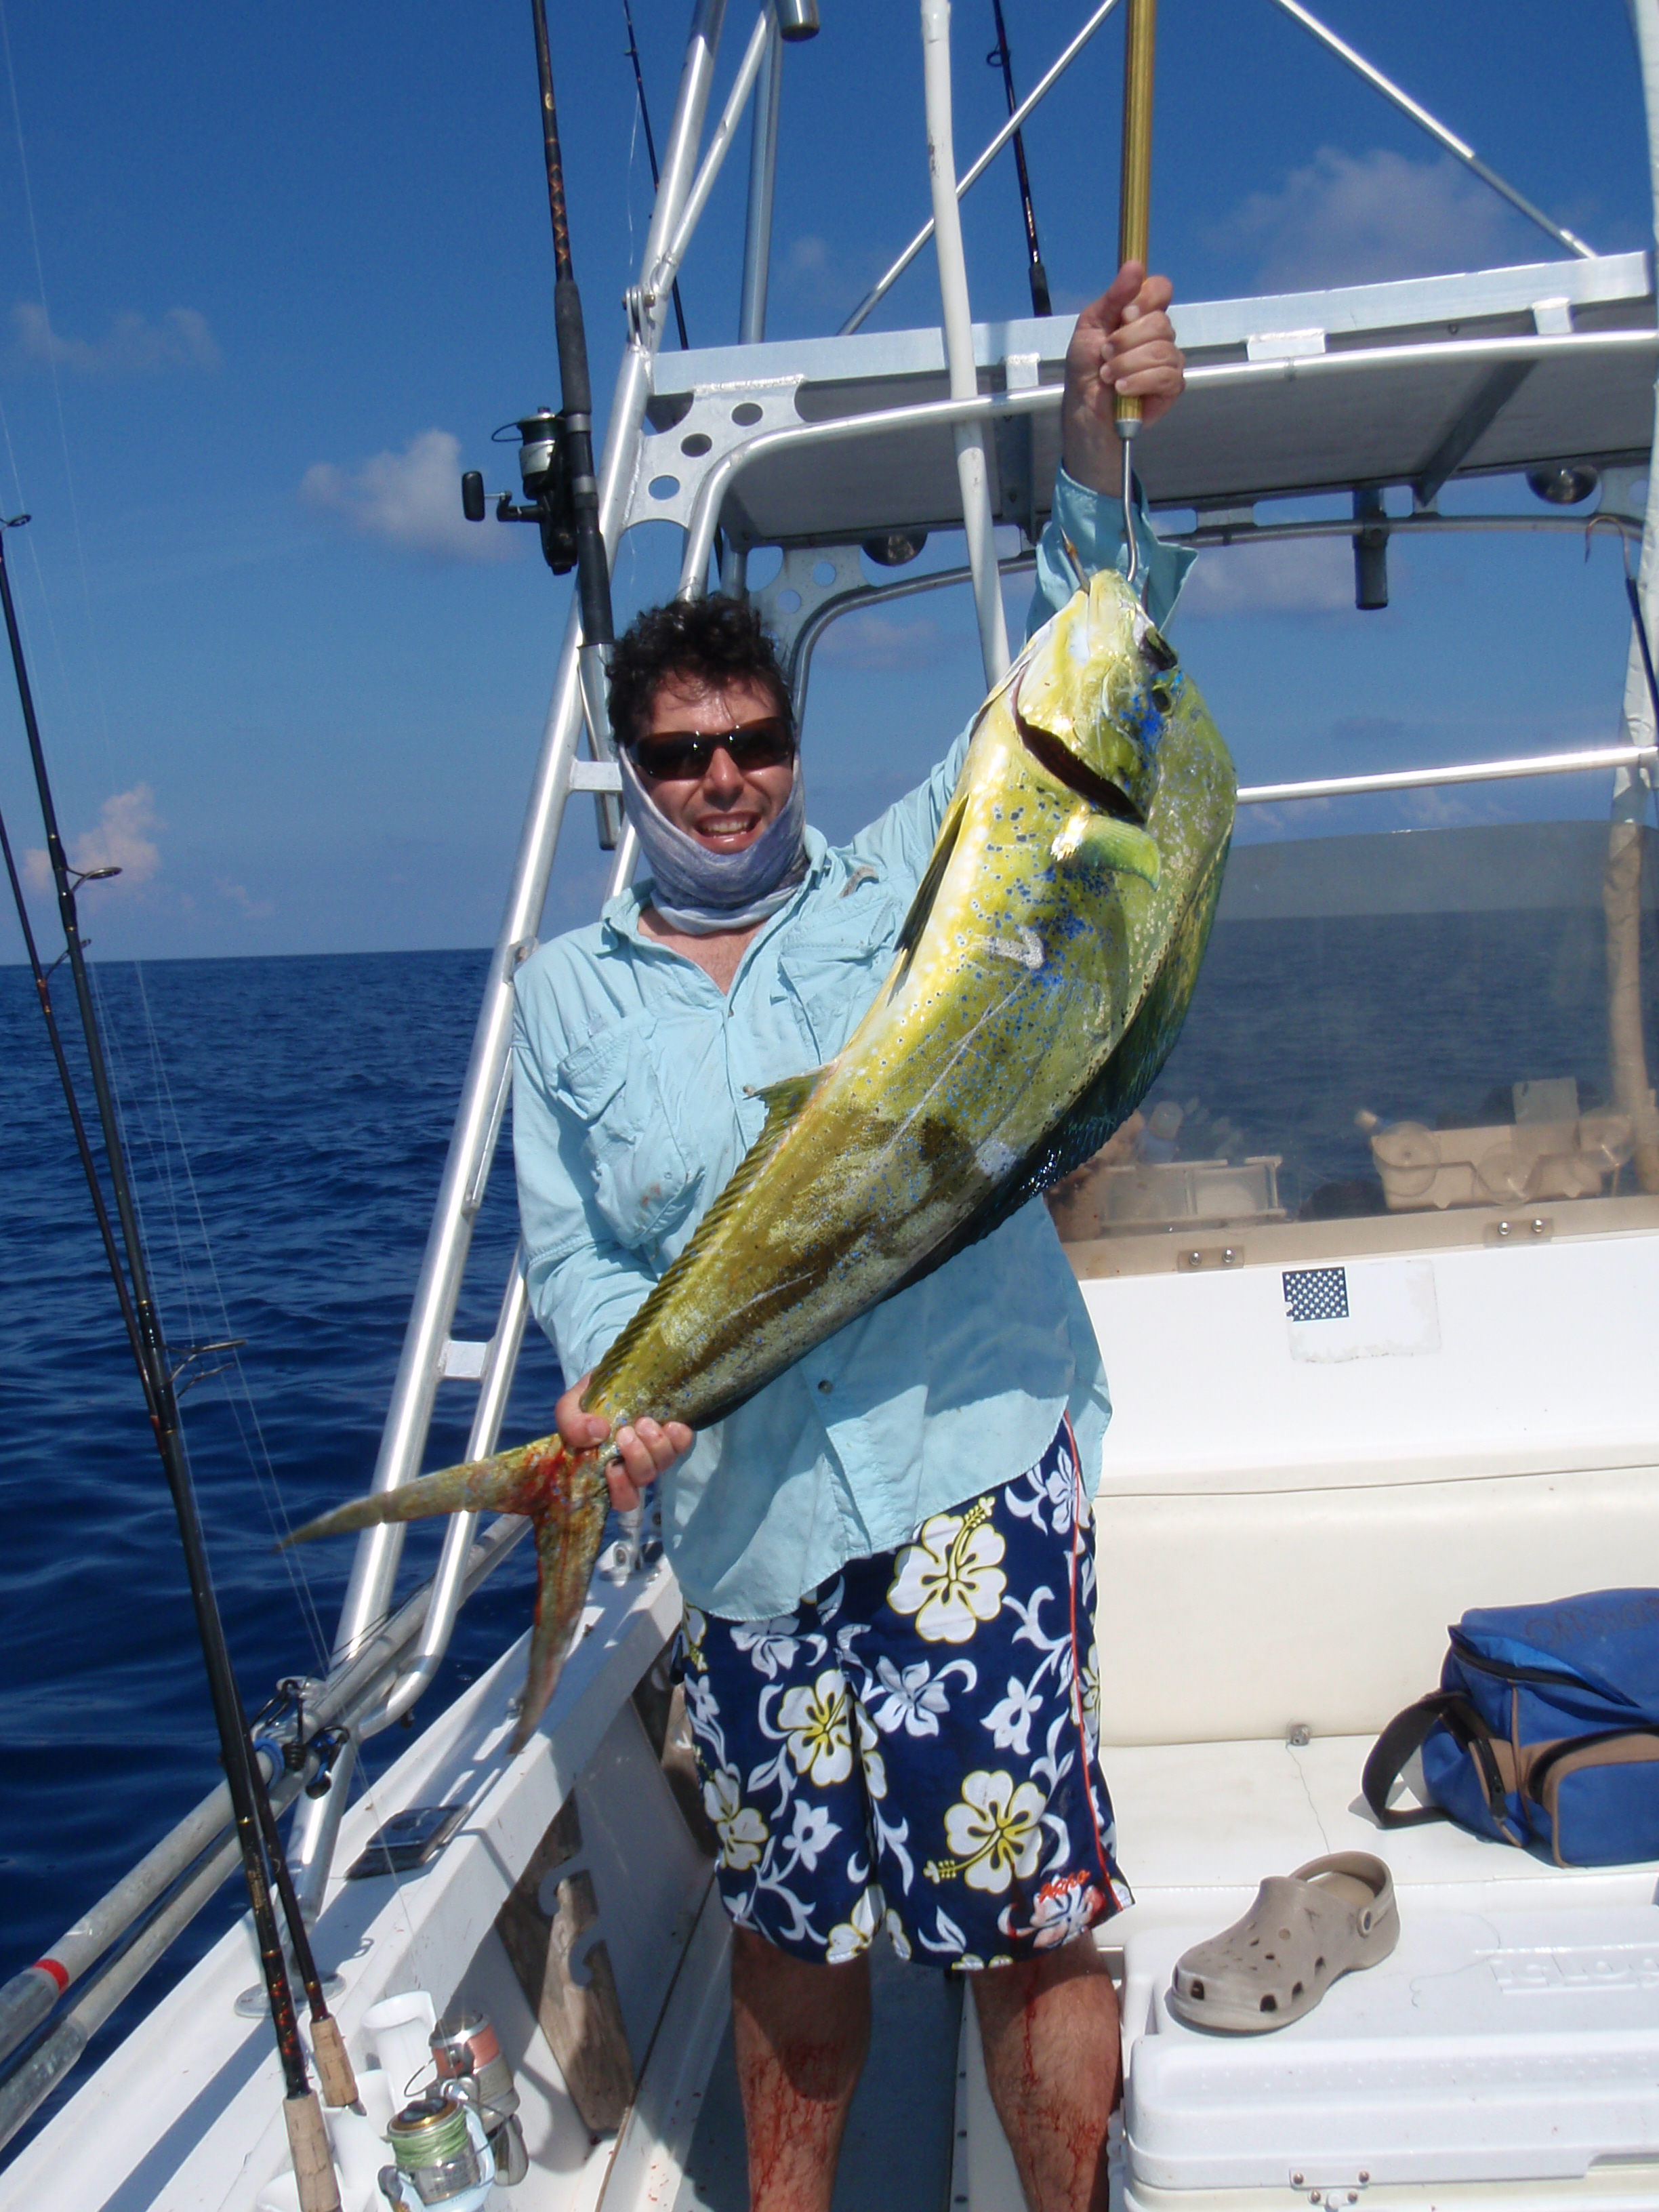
{"left": 1363, "top": 1589, "right": 1659, "bottom": 1866}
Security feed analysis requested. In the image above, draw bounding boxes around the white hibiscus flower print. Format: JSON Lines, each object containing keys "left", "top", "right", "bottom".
{"left": 883, "top": 1907, "right": 912, "bottom": 1962}
{"left": 888, "top": 1499, "right": 1006, "bottom": 1643}
{"left": 869, "top": 1656, "right": 947, "bottom": 1738}
{"left": 786, "top": 1801, "right": 840, "bottom": 1870}
{"left": 825, "top": 1883, "right": 883, "bottom": 1965}
{"left": 925, "top": 1769, "right": 1046, "bottom": 1893}
{"left": 703, "top": 1765, "right": 769, "bottom": 1872}
{"left": 681, "top": 1606, "right": 709, "bottom": 1672}
{"left": 854, "top": 1702, "right": 888, "bottom": 1800}
{"left": 1078, "top": 1641, "right": 1101, "bottom": 1732}
{"left": 983, "top": 1673, "right": 1043, "bottom": 1757}
{"left": 777, "top": 1669, "right": 855, "bottom": 1786}
{"left": 1027, "top": 1871, "right": 1104, "bottom": 1949}
{"left": 731, "top": 1614, "right": 801, "bottom": 1679}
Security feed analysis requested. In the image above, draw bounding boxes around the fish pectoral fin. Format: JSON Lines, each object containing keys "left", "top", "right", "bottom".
{"left": 1052, "top": 808, "right": 1161, "bottom": 888}
{"left": 890, "top": 794, "right": 967, "bottom": 990}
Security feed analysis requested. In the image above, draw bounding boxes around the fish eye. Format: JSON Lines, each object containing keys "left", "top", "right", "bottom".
{"left": 1139, "top": 625, "right": 1179, "bottom": 674}
{"left": 1150, "top": 683, "right": 1173, "bottom": 713}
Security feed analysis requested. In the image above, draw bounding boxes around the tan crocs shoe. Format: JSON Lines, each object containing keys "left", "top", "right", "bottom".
{"left": 1166, "top": 1851, "right": 1398, "bottom": 2034}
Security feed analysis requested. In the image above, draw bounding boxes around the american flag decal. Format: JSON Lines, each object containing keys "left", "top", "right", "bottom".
{"left": 1284, "top": 1265, "right": 1349, "bottom": 1322}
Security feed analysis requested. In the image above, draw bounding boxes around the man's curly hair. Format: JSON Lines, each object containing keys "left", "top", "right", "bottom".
{"left": 607, "top": 594, "right": 793, "bottom": 752}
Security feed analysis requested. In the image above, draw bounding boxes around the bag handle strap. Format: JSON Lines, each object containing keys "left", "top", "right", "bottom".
{"left": 1363, "top": 1689, "right": 1519, "bottom": 1839}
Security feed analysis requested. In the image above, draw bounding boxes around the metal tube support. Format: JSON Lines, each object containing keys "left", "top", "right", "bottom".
{"left": 647, "top": 9, "right": 773, "bottom": 315}
{"left": 1607, "top": 0, "right": 1659, "bottom": 1189}
{"left": 359, "top": 1261, "right": 533, "bottom": 1733}
{"left": 739, "top": 10, "right": 783, "bottom": 344}
{"left": 842, "top": 0, "right": 1122, "bottom": 335}
{"left": 921, "top": 0, "right": 1010, "bottom": 688}
{"left": 1235, "top": 743, "right": 1659, "bottom": 807}
{"left": 1263, "top": 0, "right": 1593, "bottom": 260}
{"left": 288, "top": 0, "right": 729, "bottom": 1917}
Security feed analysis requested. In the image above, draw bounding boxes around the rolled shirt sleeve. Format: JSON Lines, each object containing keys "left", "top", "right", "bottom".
{"left": 1031, "top": 466, "right": 1195, "bottom": 638}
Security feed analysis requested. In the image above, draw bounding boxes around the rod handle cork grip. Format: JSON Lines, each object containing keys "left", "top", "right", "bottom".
{"left": 284, "top": 2091, "right": 342, "bottom": 2212}
{"left": 1115, "top": 0, "right": 1157, "bottom": 438}
{"left": 308, "top": 2012, "right": 359, "bottom": 2111}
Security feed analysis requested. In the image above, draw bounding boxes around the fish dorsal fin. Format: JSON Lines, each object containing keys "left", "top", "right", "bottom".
{"left": 891, "top": 796, "right": 966, "bottom": 988}
{"left": 586, "top": 1066, "right": 825, "bottom": 1402}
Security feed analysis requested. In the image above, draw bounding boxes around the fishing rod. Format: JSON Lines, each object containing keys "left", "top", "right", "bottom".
{"left": 530, "top": 0, "right": 623, "bottom": 848}
{"left": 621, "top": 0, "right": 691, "bottom": 350}
{"left": 986, "top": 0, "right": 1050, "bottom": 316}
{"left": 0, "top": 517, "right": 350, "bottom": 2211}
{"left": 1116, "top": 0, "right": 1155, "bottom": 593}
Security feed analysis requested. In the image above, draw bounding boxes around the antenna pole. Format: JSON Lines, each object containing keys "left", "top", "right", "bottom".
{"left": 987, "top": 0, "right": 1050, "bottom": 315}
{"left": 531, "top": 0, "right": 623, "bottom": 842}
{"left": 0, "top": 519, "right": 345, "bottom": 2208}
{"left": 1115, "top": 0, "right": 1155, "bottom": 589}
{"left": 622, "top": 0, "right": 691, "bottom": 348}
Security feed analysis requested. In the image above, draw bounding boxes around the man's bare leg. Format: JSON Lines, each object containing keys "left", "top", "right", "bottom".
{"left": 731, "top": 1924, "right": 872, "bottom": 2212}
{"left": 971, "top": 1936, "right": 1121, "bottom": 2212}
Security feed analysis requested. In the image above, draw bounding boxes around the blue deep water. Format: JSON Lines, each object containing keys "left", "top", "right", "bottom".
{"left": 1, "top": 948, "right": 562, "bottom": 2157}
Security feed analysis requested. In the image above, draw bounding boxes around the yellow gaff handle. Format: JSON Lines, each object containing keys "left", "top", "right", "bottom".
{"left": 1115, "top": 0, "right": 1157, "bottom": 445}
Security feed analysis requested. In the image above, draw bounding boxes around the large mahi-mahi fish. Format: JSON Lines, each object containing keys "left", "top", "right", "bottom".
{"left": 289, "top": 569, "right": 1235, "bottom": 1746}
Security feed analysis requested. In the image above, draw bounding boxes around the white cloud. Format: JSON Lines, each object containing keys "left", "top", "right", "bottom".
{"left": 817, "top": 608, "right": 949, "bottom": 670}
{"left": 13, "top": 302, "right": 220, "bottom": 375}
{"left": 24, "top": 784, "right": 162, "bottom": 891}
{"left": 1210, "top": 148, "right": 1527, "bottom": 293}
{"left": 300, "top": 428, "right": 516, "bottom": 563}
{"left": 216, "top": 876, "right": 274, "bottom": 920}
{"left": 1181, "top": 534, "right": 1355, "bottom": 617}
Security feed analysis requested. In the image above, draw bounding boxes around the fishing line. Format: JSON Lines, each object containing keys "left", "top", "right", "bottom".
{"left": 90, "top": 959, "right": 330, "bottom": 1665}
{"left": 621, "top": 0, "right": 690, "bottom": 348}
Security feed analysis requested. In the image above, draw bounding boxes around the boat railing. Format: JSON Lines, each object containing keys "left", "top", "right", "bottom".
{"left": 0, "top": 1509, "right": 530, "bottom": 2135}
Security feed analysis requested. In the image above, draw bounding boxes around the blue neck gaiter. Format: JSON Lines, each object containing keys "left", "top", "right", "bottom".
{"left": 618, "top": 746, "right": 809, "bottom": 935}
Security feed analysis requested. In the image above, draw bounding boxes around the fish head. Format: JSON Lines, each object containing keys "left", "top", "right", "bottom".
{"left": 1013, "top": 567, "right": 1181, "bottom": 827}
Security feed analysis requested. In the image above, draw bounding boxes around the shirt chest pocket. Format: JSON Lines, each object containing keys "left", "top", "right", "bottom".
{"left": 554, "top": 1015, "right": 699, "bottom": 1253}
{"left": 777, "top": 895, "right": 902, "bottom": 1061}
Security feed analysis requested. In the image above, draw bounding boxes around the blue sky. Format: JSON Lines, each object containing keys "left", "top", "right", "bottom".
{"left": 0, "top": 0, "right": 1649, "bottom": 962}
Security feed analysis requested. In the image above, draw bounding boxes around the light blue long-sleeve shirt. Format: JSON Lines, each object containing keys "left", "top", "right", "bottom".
{"left": 512, "top": 472, "right": 1191, "bottom": 1619}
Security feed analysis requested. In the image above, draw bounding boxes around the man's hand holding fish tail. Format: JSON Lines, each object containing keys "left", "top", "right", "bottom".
{"left": 291, "top": 262, "right": 1228, "bottom": 2212}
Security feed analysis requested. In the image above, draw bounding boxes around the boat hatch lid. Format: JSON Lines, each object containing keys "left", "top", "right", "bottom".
{"left": 1122, "top": 1901, "right": 1659, "bottom": 2194}
{"left": 646, "top": 252, "right": 1656, "bottom": 546}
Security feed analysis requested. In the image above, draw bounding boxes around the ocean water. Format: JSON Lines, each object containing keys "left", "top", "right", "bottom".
{"left": 1, "top": 948, "right": 561, "bottom": 2158}
{"left": 2, "top": 845, "right": 1655, "bottom": 2163}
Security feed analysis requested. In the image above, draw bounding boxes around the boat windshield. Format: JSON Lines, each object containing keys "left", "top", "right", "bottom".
{"left": 1049, "top": 815, "right": 1659, "bottom": 1256}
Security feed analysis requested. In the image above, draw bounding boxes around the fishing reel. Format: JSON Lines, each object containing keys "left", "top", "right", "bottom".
{"left": 460, "top": 411, "right": 579, "bottom": 575}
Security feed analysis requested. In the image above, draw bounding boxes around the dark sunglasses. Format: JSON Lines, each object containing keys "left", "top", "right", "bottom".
{"left": 630, "top": 715, "right": 795, "bottom": 785}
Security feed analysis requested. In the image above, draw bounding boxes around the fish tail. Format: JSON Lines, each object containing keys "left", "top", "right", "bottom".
{"left": 280, "top": 1431, "right": 565, "bottom": 1549}
{"left": 509, "top": 1448, "right": 612, "bottom": 1751}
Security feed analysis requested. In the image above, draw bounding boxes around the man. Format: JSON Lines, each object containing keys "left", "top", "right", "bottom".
{"left": 512, "top": 262, "right": 1188, "bottom": 2212}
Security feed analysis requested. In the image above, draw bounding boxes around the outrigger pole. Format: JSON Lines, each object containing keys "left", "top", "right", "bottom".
{"left": 621, "top": 0, "right": 691, "bottom": 350}
{"left": 530, "top": 0, "right": 623, "bottom": 847}
{"left": 986, "top": 0, "right": 1051, "bottom": 316}
{"left": 0, "top": 519, "right": 352, "bottom": 2212}
{"left": 1115, "top": 0, "right": 1155, "bottom": 592}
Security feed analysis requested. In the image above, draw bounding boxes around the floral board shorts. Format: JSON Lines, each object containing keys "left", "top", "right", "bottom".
{"left": 677, "top": 1418, "right": 1130, "bottom": 1972}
